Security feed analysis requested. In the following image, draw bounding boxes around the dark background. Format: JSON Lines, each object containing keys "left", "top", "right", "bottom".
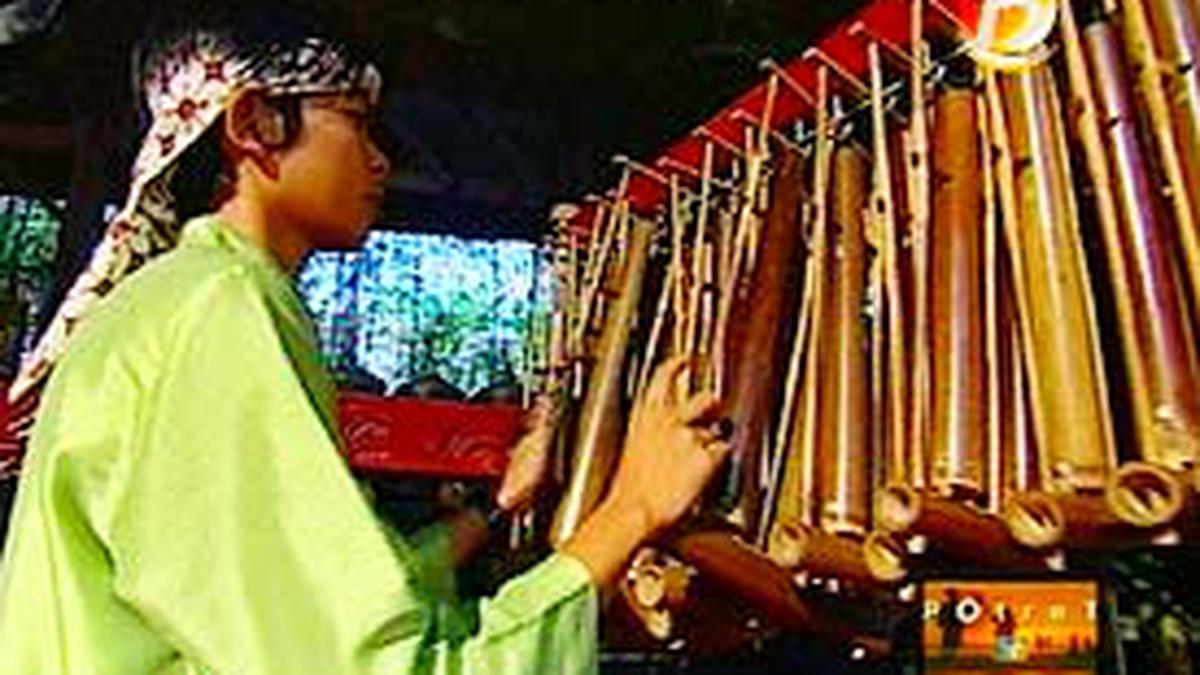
{"left": 0, "top": 0, "right": 857, "bottom": 239}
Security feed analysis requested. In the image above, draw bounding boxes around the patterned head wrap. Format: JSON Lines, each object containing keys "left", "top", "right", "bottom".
{"left": 8, "top": 28, "right": 382, "bottom": 410}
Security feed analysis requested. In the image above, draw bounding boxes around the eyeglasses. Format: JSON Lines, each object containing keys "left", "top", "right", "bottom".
{"left": 271, "top": 93, "right": 398, "bottom": 157}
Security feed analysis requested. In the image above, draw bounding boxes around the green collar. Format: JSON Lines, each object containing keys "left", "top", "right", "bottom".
{"left": 180, "top": 215, "right": 292, "bottom": 283}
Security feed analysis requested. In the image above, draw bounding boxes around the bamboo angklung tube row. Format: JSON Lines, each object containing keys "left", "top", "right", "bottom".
{"left": 994, "top": 0, "right": 1196, "bottom": 550}
{"left": 768, "top": 136, "right": 880, "bottom": 584}
{"left": 998, "top": 64, "right": 1116, "bottom": 490}
{"left": 1123, "top": 0, "right": 1200, "bottom": 319}
{"left": 1080, "top": 15, "right": 1200, "bottom": 474}
{"left": 875, "top": 73, "right": 1050, "bottom": 564}
{"left": 853, "top": 1, "right": 1043, "bottom": 575}
{"left": 544, "top": 0, "right": 1200, "bottom": 626}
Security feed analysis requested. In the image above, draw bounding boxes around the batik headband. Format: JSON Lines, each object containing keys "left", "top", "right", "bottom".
{"left": 9, "top": 30, "right": 382, "bottom": 407}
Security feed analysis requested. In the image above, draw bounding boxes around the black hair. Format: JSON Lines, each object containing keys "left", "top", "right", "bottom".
{"left": 167, "top": 97, "right": 312, "bottom": 221}
{"left": 171, "top": 125, "right": 226, "bottom": 224}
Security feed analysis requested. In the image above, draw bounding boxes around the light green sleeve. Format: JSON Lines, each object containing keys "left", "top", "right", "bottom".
{"left": 107, "top": 269, "right": 598, "bottom": 675}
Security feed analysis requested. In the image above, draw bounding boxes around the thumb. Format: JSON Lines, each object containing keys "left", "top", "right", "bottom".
{"left": 496, "top": 472, "right": 525, "bottom": 511}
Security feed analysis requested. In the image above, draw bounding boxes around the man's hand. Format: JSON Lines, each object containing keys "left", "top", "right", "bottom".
{"left": 560, "top": 356, "right": 731, "bottom": 587}
{"left": 496, "top": 395, "right": 559, "bottom": 512}
{"left": 606, "top": 355, "right": 731, "bottom": 536}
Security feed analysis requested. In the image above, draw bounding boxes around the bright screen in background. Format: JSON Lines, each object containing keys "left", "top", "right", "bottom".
{"left": 922, "top": 579, "right": 1099, "bottom": 674}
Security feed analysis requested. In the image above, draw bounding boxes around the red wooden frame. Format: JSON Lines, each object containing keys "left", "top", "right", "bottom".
{"left": 563, "top": 0, "right": 982, "bottom": 236}
{"left": 338, "top": 391, "right": 519, "bottom": 478}
{"left": 0, "top": 383, "right": 518, "bottom": 478}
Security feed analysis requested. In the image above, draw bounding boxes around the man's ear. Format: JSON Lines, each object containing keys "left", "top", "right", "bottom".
{"left": 222, "top": 89, "right": 284, "bottom": 179}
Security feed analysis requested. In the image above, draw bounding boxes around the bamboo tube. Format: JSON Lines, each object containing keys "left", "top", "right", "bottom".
{"left": 671, "top": 529, "right": 891, "bottom": 658}
{"left": 1001, "top": 299, "right": 1045, "bottom": 503}
{"left": 670, "top": 175, "right": 689, "bottom": 356}
{"left": 730, "top": 74, "right": 778, "bottom": 287}
{"left": 819, "top": 142, "right": 873, "bottom": 536}
{"left": 863, "top": 530, "right": 909, "bottom": 583}
{"left": 672, "top": 528, "right": 820, "bottom": 629}
{"left": 716, "top": 198, "right": 736, "bottom": 316}
{"left": 1006, "top": 485, "right": 1185, "bottom": 550}
{"left": 774, "top": 67, "right": 836, "bottom": 532}
{"left": 758, "top": 156, "right": 815, "bottom": 542}
{"left": 621, "top": 548, "right": 693, "bottom": 641}
{"left": 1065, "top": 3, "right": 1195, "bottom": 478}
{"left": 876, "top": 485, "right": 1051, "bottom": 570}
{"left": 696, "top": 238, "right": 718, "bottom": 391}
{"left": 629, "top": 556, "right": 691, "bottom": 610}
{"left": 864, "top": 44, "right": 889, "bottom": 503}
{"left": 1121, "top": 0, "right": 1200, "bottom": 325}
{"left": 906, "top": 8, "right": 933, "bottom": 490}
{"left": 1080, "top": 20, "right": 1200, "bottom": 472}
{"left": 1140, "top": 0, "right": 1200, "bottom": 228}
{"left": 1106, "top": 461, "right": 1190, "bottom": 527}
{"left": 685, "top": 142, "right": 715, "bottom": 383}
{"left": 995, "top": 65, "right": 1117, "bottom": 492}
{"left": 550, "top": 216, "right": 655, "bottom": 545}
{"left": 632, "top": 187, "right": 684, "bottom": 401}
{"left": 797, "top": 66, "right": 836, "bottom": 527}
{"left": 929, "top": 87, "right": 986, "bottom": 499}
{"left": 865, "top": 43, "right": 912, "bottom": 489}
{"left": 980, "top": 87, "right": 1005, "bottom": 515}
{"left": 719, "top": 145, "right": 806, "bottom": 531}
{"left": 566, "top": 221, "right": 590, "bottom": 395}
{"left": 986, "top": 71, "right": 1050, "bottom": 501}
{"left": 767, "top": 520, "right": 877, "bottom": 588}
{"left": 576, "top": 176, "right": 630, "bottom": 355}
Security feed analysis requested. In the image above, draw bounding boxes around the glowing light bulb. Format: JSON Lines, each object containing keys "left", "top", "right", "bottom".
{"left": 970, "top": 0, "right": 1058, "bottom": 71}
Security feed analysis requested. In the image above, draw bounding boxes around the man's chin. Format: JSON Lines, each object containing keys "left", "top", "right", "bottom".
{"left": 312, "top": 228, "right": 370, "bottom": 253}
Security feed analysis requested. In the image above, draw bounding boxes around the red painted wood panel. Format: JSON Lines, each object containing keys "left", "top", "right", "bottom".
{"left": 0, "top": 382, "right": 517, "bottom": 478}
{"left": 569, "top": 0, "right": 982, "bottom": 231}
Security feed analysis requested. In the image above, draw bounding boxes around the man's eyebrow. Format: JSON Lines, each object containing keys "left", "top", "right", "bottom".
{"left": 321, "top": 96, "right": 372, "bottom": 112}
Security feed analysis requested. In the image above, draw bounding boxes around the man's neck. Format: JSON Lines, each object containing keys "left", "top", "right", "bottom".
{"left": 214, "top": 196, "right": 310, "bottom": 273}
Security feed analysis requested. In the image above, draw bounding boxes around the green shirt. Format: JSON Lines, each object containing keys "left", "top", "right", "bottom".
{"left": 0, "top": 217, "right": 598, "bottom": 675}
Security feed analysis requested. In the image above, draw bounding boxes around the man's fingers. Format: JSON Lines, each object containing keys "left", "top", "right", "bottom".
{"left": 496, "top": 482, "right": 527, "bottom": 511}
{"left": 497, "top": 461, "right": 540, "bottom": 511}
{"left": 678, "top": 390, "right": 724, "bottom": 427}
{"left": 644, "top": 354, "right": 692, "bottom": 405}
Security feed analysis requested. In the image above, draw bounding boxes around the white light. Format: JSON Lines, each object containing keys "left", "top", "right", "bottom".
{"left": 969, "top": 0, "right": 1058, "bottom": 72}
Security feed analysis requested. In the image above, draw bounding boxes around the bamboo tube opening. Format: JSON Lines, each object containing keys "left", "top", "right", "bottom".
{"left": 635, "top": 606, "right": 672, "bottom": 641}
{"left": 767, "top": 521, "right": 808, "bottom": 568}
{"left": 863, "top": 531, "right": 908, "bottom": 582}
{"left": 1106, "top": 462, "right": 1187, "bottom": 527}
{"left": 1003, "top": 491, "right": 1066, "bottom": 549}
{"left": 632, "top": 567, "right": 666, "bottom": 608}
{"left": 766, "top": 521, "right": 877, "bottom": 587}
{"left": 877, "top": 484, "right": 921, "bottom": 533}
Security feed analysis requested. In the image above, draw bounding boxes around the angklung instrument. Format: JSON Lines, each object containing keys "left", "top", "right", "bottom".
{"left": 534, "top": 0, "right": 1200, "bottom": 655}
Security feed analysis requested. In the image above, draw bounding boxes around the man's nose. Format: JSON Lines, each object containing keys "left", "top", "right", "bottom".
{"left": 368, "top": 139, "right": 391, "bottom": 178}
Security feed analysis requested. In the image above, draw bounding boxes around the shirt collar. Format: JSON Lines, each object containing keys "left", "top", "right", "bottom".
{"left": 181, "top": 215, "right": 293, "bottom": 284}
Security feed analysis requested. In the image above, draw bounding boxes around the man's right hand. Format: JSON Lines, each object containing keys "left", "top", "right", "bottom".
{"left": 560, "top": 356, "right": 731, "bottom": 587}
{"left": 606, "top": 355, "right": 731, "bottom": 537}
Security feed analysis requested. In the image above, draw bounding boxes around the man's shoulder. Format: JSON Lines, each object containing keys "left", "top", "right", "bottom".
{"left": 112, "top": 242, "right": 268, "bottom": 314}
{"left": 72, "top": 244, "right": 267, "bottom": 353}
